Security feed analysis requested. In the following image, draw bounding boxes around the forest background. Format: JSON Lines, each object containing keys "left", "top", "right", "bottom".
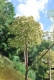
{"left": 0, "top": 0, "right": 54, "bottom": 80}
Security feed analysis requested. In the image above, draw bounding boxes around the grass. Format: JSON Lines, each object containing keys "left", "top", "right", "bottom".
{"left": 0, "top": 66, "right": 31, "bottom": 80}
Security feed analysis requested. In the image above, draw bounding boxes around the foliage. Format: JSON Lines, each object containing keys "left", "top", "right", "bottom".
{"left": 14, "top": 62, "right": 26, "bottom": 75}
{"left": 27, "top": 39, "right": 53, "bottom": 80}
{"left": 10, "top": 55, "right": 35, "bottom": 80}
{"left": 38, "top": 49, "right": 54, "bottom": 79}
{"left": 0, "top": 1, "right": 54, "bottom": 80}
{"left": 27, "top": 39, "right": 52, "bottom": 66}
{"left": 8, "top": 16, "right": 43, "bottom": 48}
{"left": 35, "top": 64, "right": 47, "bottom": 80}
{"left": 28, "top": 44, "right": 37, "bottom": 66}
{"left": 28, "top": 70, "right": 36, "bottom": 80}
{"left": 8, "top": 16, "right": 43, "bottom": 80}
{"left": 35, "top": 39, "right": 52, "bottom": 53}
{"left": 39, "top": 49, "right": 54, "bottom": 67}
{"left": 0, "top": 0, "right": 15, "bottom": 56}
{"left": 0, "top": 0, "right": 15, "bottom": 26}
{"left": 13, "top": 61, "right": 36, "bottom": 80}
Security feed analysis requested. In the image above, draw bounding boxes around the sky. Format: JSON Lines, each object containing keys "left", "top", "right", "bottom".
{"left": 9, "top": 0, "right": 54, "bottom": 31}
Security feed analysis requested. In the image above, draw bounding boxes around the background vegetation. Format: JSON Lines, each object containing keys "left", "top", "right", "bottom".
{"left": 0, "top": 0, "right": 54, "bottom": 80}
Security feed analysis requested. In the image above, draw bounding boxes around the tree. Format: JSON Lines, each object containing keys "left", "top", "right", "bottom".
{"left": 8, "top": 16, "right": 43, "bottom": 80}
{"left": 28, "top": 39, "right": 53, "bottom": 80}
{"left": 0, "top": 0, "right": 15, "bottom": 56}
{"left": 0, "top": 0, "right": 15, "bottom": 26}
{"left": 38, "top": 49, "right": 54, "bottom": 80}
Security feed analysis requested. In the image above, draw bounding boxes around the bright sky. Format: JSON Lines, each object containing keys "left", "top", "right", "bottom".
{"left": 9, "top": 0, "right": 54, "bottom": 31}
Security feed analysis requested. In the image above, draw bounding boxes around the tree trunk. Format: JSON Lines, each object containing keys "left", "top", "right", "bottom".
{"left": 49, "top": 50, "right": 51, "bottom": 80}
{"left": 24, "top": 43, "right": 28, "bottom": 80}
{"left": 49, "top": 66, "right": 51, "bottom": 80}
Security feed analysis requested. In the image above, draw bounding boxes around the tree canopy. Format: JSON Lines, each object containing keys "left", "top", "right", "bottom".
{"left": 8, "top": 16, "right": 43, "bottom": 48}
{"left": 0, "top": 0, "right": 15, "bottom": 26}
{"left": 0, "top": 0, "right": 15, "bottom": 55}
